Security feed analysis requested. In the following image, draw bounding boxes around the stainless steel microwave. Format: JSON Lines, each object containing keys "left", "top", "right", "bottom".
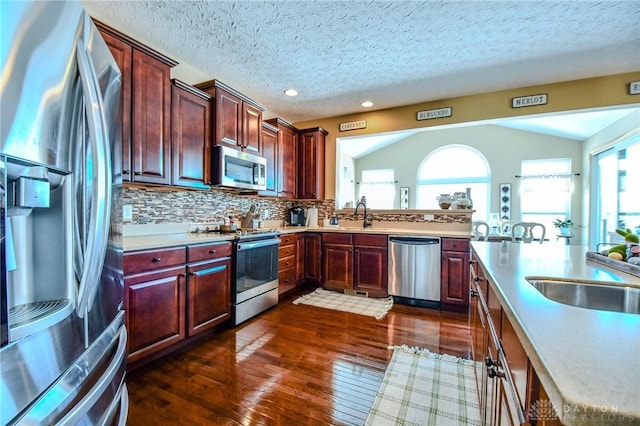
{"left": 212, "top": 145, "right": 267, "bottom": 191}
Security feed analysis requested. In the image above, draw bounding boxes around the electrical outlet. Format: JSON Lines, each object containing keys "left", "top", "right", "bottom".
{"left": 423, "top": 214, "right": 434, "bottom": 221}
{"left": 123, "top": 205, "right": 133, "bottom": 222}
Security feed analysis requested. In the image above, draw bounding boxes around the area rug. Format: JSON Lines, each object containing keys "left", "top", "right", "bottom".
{"left": 365, "top": 345, "right": 481, "bottom": 426}
{"left": 292, "top": 288, "right": 393, "bottom": 320}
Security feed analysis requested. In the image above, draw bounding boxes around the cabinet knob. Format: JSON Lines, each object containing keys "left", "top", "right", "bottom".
{"left": 487, "top": 365, "right": 505, "bottom": 379}
{"left": 152, "top": 257, "right": 162, "bottom": 263}
{"left": 134, "top": 172, "right": 142, "bottom": 176}
{"left": 209, "top": 249, "right": 217, "bottom": 254}
{"left": 469, "top": 259, "right": 475, "bottom": 265}
{"left": 474, "top": 276, "right": 485, "bottom": 282}
{"left": 470, "top": 289, "right": 479, "bottom": 298}
{"left": 484, "top": 356, "right": 495, "bottom": 367}
{"left": 122, "top": 170, "right": 130, "bottom": 175}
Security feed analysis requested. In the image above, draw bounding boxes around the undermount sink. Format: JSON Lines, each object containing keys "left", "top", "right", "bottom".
{"left": 526, "top": 277, "right": 640, "bottom": 314}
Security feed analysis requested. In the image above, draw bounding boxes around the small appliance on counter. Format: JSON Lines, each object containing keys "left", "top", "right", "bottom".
{"left": 306, "top": 207, "right": 319, "bottom": 228}
{"left": 289, "top": 207, "right": 305, "bottom": 226}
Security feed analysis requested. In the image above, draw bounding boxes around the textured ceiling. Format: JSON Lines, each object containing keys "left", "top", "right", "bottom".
{"left": 82, "top": 1, "right": 640, "bottom": 124}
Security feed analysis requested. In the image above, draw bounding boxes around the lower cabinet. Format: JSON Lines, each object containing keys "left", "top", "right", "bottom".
{"left": 124, "top": 242, "right": 232, "bottom": 366}
{"left": 321, "top": 233, "right": 388, "bottom": 297}
{"left": 186, "top": 242, "right": 232, "bottom": 336}
{"left": 124, "top": 247, "right": 187, "bottom": 364}
{"left": 441, "top": 238, "right": 470, "bottom": 311}
{"left": 305, "top": 233, "right": 322, "bottom": 283}
{"left": 278, "top": 234, "right": 298, "bottom": 296}
{"left": 470, "top": 251, "right": 561, "bottom": 425}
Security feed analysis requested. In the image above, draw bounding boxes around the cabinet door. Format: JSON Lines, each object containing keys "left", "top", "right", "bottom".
{"left": 125, "top": 265, "right": 186, "bottom": 363}
{"left": 354, "top": 245, "right": 388, "bottom": 297}
{"left": 322, "top": 243, "right": 352, "bottom": 291}
{"left": 259, "top": 123, "right": 278, "bottom": 196}
{"left": 100, "top": 30, "right": 132, "bottom": 182}
{"left": 305, "top": 234, "right": 322, "bottom": 282}
{"left": 278, "top": 127, "right": 298, "bottom": 198}
{"left": 186, "top": 257, "right": 231, "bottom": 336}
{"left": 171, "top": 83, "right": 211, "bottom": 189}
{"left": 298, "top": 129, "right": 326, "bottom": 200}
{"left": 214, "top": 87, "right": 242, "bottom": 149}
{"left": 441, "top": 250, "right": 470, "bottom": 308}
{"left": 295, "top": 233, "right": 306, "bottom": 283}
{"left": 132, "top": 49, "right": 172, "bottom": 185}
{"left": 242, "top": 102, "right": 262, "bottom": 154}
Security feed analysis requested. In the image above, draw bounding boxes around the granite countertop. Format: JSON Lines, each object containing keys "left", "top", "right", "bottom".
{"left": 123, "top": 224, "right": 473, "bottom": 251}
{"left": 471, "top": 241, "right": 640, "bottom": 426}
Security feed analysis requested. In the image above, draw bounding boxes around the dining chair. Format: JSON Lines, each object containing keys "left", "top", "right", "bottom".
{"left": 511, "top": 222, "right": 546, "bottom": 244}
{"left": 472, "top": 221, "right": 489, "bottom": 241}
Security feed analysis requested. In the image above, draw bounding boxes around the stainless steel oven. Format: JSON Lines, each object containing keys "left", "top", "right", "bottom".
{"left": 234, "top": 232, "right": 280, "bottom": 325}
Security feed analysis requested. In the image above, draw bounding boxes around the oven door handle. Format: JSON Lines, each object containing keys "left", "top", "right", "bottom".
{"left": 237, "top": 238, "right": 281, "bottom": 251}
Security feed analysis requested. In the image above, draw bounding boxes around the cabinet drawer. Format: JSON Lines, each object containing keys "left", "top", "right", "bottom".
{"left": 279, "top": 255, "right": 296, "bottom": 271}
{"left": 322, "top": 233, "right": 352, "bottom": 244}
{"left": 279, "top": 267, "right": 296, "bottom": 293}
{"left": 124, "top": 247, "right": 186, "bottom": 274}
{"left": 279, "top": 234, "right": 296, "bottom": 245}
{"left": 279, "top": 244, "right": 296, "bottom": 259}
{"left": 353, "top": 234, "right": 387, "bottom": 247}
{"left": 441, "top": 238, "right": 470, "bottom": 252}
{"left": 187, "top": 242, "right": 232, "bottom": 263}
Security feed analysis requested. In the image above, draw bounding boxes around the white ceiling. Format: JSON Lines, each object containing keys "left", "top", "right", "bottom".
{"left": 82, "top": 0, "right": 640, "bottom": 125}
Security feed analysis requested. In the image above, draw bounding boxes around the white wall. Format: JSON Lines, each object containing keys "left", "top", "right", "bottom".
{"left": 354, "top": 124, "right": 583, "bottom": 224}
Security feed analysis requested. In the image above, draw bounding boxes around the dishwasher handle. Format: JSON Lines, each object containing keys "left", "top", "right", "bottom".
{"left": 388, "top": 236, "right": 440, "bottom": 245}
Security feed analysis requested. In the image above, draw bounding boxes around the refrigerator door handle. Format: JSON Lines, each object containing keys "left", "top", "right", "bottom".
{"left": 74, "top": 39, "right": 112, "bottom": 318}
{"left": 57, "top": 326, "right": 127, "bottom": 426}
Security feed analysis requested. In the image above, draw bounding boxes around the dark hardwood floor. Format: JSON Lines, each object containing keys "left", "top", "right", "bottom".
{"left": 126, "top": 288, "right": 472, "bottom": 425}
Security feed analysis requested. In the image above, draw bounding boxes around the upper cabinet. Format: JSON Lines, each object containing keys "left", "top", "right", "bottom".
{"left": 265, "top": 118, "right": 298, "bottom": 199}
{"left": 195, "top": 80, "right": 265, "bottom": 155}
{"left": 96, "top": 21, "right": 177, "bottom": 185}
{"left": 259, "top": 121, "right": 278, "bottom": 196}
{"left": 298, "top": 127, "right": 328, "bottom": 200}
{"left": 171, "top": 80, "right": 211, "bottom": 190}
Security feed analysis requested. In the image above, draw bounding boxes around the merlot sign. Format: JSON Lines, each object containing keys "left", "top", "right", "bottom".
{"left": 511, "top": 94, "right": 548, "bottom": 108}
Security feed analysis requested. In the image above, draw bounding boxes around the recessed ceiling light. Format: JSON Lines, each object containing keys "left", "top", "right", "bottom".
{"left": 361, "top": 101, "right": 374, "bottom": 108}
{"left": 284, "top": 88, "right": 298, "bottom": 97}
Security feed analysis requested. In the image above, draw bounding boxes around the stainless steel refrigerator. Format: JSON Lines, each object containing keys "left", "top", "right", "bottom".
{"left": 1, "top": 1, "right": 127, "bottom": 424}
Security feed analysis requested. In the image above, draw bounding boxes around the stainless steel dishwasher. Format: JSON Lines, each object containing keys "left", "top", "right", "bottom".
{"left": 388, "top": 236, "right": 441, "bottom": 308}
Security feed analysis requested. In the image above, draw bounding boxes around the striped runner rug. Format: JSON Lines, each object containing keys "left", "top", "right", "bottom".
{"left": 292, "top": 288, "right": 393, "bottom": 320}
{"left": 366, "top": 345, "right": 482, "bottom": 426}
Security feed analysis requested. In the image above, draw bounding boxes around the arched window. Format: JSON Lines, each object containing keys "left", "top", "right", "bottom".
{"left": 416, "top": 145, "right": 491, "bottom": 220}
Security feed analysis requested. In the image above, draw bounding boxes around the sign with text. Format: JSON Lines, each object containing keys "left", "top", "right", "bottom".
{"left": 339, "top": 120, "right": 367, "bottom": 132}
{"left": 416, "top": 107, "right": 452, "bottom": 121}
{"left": 512, "top": 94, "right": 548, "bottom": 108}
{"left": 630, "top": 81, "right": 640, "bottom": 95}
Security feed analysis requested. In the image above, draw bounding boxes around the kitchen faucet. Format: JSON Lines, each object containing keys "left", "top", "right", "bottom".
{"left": 354, "top": 200, "right": 371, "bottom": 228}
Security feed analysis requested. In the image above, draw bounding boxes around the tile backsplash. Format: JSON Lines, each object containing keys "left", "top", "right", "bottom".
{"left": 122, "top": 186, "right": 333, "bottom": 224}
{"left": 121, "top": 186, "right": 471, "bottom": 226}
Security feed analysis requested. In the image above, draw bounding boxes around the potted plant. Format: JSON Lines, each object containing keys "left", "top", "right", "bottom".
{"left": 553, "top": 218, "right": 574, "bottom": 236}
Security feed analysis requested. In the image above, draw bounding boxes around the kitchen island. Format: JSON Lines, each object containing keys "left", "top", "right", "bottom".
{"left": 471, "top": 241, "right": 640, "bottom": 425}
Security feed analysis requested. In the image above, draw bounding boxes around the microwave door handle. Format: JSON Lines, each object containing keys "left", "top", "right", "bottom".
{"left": 74, "top": 40, "right": 112, "bottom": 318}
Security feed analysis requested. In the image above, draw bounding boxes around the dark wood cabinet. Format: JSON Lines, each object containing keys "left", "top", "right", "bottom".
{"left": 322, "top": 233, "right": 353, "bottom": 291}
{"left": 278, "top": 234, "right": 298, "bottom": 296}
{"left": 171, "top": 80, "right": 211, "bottom": 189}
{"left": 321, "top": 233, "right": 388, "bottom": 296}
{"left": 295, "top": 233, "right": 306, "bottom": 284}
{"left": 124, "top": 247, "right": 187, "bottom": 363}
{"left": 195, "top": 80, "right": 265, "bottom": 155}
{"left": 298, "top": 127, "right": 328, "bottom": 200}
{"left": 470, "top": 251, "right": 560, "bottom": 425}
{"left": 305, "top": 233, "right": 322, "bottom": 283}
{"left": 186, "top": 242, "right": 232, "bottom": 336}
{"left": 353, "top": 234, "right": 388, "bottom": 297}
{"left": 97, "top": 21, "right": 177, "bottom": 185}
{"left": 441, "top": 238, "right": 470, "bottom": 311}
{"left": 259, "top": 121, "right": 278, "bottom": 196}
{"left": 265, "top": 118, "right": 298, "bottom": 199}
